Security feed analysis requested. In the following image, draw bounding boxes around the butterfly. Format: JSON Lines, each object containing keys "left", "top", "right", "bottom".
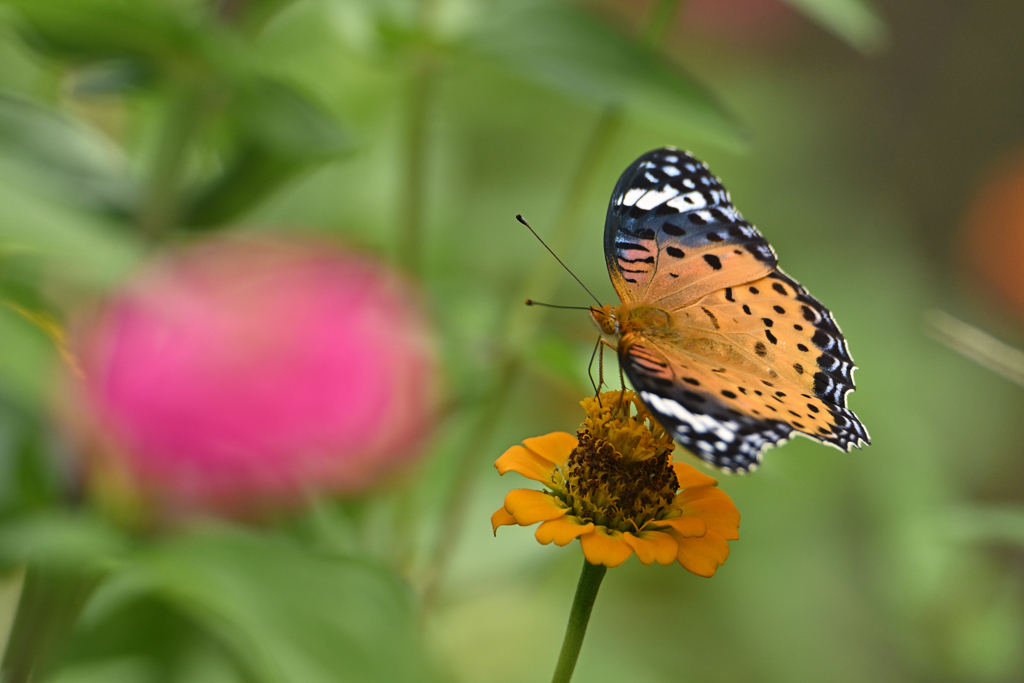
{"left": 590, "top": 147, "right": 869, "bottom": 472}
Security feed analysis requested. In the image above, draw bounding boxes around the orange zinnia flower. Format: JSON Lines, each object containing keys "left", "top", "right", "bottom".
{"left": 492, "top": 391, "right": 740, "bottom": 574}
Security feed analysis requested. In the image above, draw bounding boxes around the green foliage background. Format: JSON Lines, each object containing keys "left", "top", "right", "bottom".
{"left": 0, "top": 0, "right": 1023, "bottom": 681}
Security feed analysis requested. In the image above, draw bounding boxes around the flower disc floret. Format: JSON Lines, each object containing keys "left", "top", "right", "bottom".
{"left": 492, "top": 391, "right": 740, "bottom": 574}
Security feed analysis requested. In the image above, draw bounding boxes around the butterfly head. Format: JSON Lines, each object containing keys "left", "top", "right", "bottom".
{"left": 589, "top": 304, "right": 619, "bottom": 337}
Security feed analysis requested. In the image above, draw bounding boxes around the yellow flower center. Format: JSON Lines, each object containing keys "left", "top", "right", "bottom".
{"left": 557, "top": 391, "right": 679, "bottom": 532}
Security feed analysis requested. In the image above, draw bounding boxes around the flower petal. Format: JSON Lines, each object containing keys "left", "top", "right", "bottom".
{"left": 672, "top": 462, "right": 719, "bottom": 489}
{"left": 674, "top": 487, "right": 740, "bottom": 540}
{"left": 655, "top": 515, "right": 706, "bottom": 538}
{"left": 522, "top": 432, "right": 577, "bottom": 466}
{"left": 495, "top": 445, "right": 558, "bottom": 484}
{"left": 503, "top": 489, "right": 568, "bottom": 526}
{"left": 579, "top": 527, "right": 634, "bottom": 568}
{"left": 623, "top": 530, "right": 678, "bottom": 565}
{"left": 491, "top": 506, "right": 517, "bottom": 535}
{"left": 536, "top": 516, "right": 594, "bottom": 546}
{"left": 674, "top": 530, "right": 731, "bottom": 577}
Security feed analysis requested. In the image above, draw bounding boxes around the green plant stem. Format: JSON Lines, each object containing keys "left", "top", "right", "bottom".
{"left": 1, "top": 566, "right": 98, "bottom": 683}
{"left": 138, "top": 81, "right": 205, "bottom": 239}
{"left": 398, "top": 0, "right": 439, "bottom": 276}
{"left": 550, "top": 560, "right": 607, "bottom": 683}
{"left": 505, "top": 108, "right": 624, "bottom": 352}
{"left": 398, "top": 58, "right": 433, "bottom": 276}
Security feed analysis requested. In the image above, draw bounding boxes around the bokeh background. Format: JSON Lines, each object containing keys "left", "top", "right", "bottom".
{"left": 1, "top": 0, "right": 1023, "bottom": 681}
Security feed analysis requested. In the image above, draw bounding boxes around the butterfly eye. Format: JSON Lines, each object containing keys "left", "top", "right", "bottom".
{"left": 590, "top": 306, "right": 619, "bottom": 336}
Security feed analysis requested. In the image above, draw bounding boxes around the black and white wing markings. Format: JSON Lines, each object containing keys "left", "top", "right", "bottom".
{"left": 764, "top": 271, "right": 869, "bottom": 448}
{"left": 603, "top": 147, "right": 778, "bottom": 307}
{"left": 619, "top": 340, "right": 794, "bottom": 473}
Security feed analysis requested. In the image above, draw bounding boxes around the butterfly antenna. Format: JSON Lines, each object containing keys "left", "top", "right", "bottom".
{"left": 524, "top": 300, "right": 592, "bottom": 310}
{"left": 516, "top": 214, "right": 603, "bottom": 307}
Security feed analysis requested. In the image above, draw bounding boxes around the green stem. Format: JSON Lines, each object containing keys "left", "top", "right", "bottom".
{"left": 505, "top": 108, "right": 624, "bottom": 352}
{"left": 398, "top": 58, "right": 433, "bottom": 276}
{"left": 550, "top": 560, "right": 607, "bottom": 683}
{"left": 138, "top": 81, "right": 205, "bottom": 239}
{"left": 398, "top": 0, "right": 439, "bottom": 276}
{"left": 1, "top": 566, "right": 98, "bottom": 683}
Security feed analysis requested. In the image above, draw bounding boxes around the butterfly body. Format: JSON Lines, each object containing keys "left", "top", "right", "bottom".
{"left": 599, "top": 147, "right": 869, "bottom": 472}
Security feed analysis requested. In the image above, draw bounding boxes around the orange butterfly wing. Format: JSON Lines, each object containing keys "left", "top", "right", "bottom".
{"left": 605, "top": 148, "right": 868, "bottom": 471}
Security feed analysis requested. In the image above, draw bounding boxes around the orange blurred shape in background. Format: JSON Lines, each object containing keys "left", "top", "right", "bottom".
{"left": 961, "top": 150, "right": 1024, "bottom": 323}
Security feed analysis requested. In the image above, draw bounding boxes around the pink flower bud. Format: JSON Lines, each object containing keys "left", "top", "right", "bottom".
{"left": 75, "top": 238, "right": 439, "bottom": 518}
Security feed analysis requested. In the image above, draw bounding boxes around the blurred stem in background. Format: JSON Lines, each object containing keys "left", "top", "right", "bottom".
{"left": 1, "top": 568, "right": 99, "bottom": 683}
{"left": 421, "top": 0, "right": 686, "bottom": 605}
{"left": 421, "top": 108, "right": 622, "bottom": 605}
{"left": 399, "top": 0, "right": 440, "bottom": 276}
{"left": 391, "top": 0, "right": 440, "bottom": 570}
{"left": 138, "top": 79, "right": 208, "bottom": 239}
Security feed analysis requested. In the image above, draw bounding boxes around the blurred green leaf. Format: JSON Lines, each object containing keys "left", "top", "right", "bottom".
{"left": 461, "top": 2, "right": 745, "bottom": 148}
{"left": 3, "top": 0, "right": 205, "bottom": 65}
{"left": 236, "top": 80, "right": 354, "bottom": 158}
{"left": 66, "top": 59, "right": 156, "bottom": 96}
{"left": 0, "top": 305, "right": 58, "bottom": 412}
{"left": 0, "top": 406, "right": 66, "bottom": 517}
{"left": 0, "top": 94, "right": 137, "bottom": 213}
{"left": 782, "top": 0, "right": 889, "bottom": 54}
{"left": 9, "top": 419, "right": 61, "bottom": 512}
{"left": 183, "top": 145, "right": 302, "bottom": 228}
{"left": 57, "top": 596, "right": 252, "bottom": 683}
{"left": 44, "top": 658, "right": 161, "bottom": 683}
{"left": 230, "top": 0, "right": 301, "bottom": 36}
{"left": 94, "top": 525, "right": 439, "bottom": 683}
{"left": 184, "top": 79, "right": 355, "bottom": 228}
{"left": 0, "top": 169, "right": 143, "bottom": 288}
{"left": 0, "top": 512, "right": 130, "bottom": 572}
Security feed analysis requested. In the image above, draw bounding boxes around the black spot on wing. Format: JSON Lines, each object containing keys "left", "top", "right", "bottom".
{"left": 766, "top": 269, "right": 858, "bottom": 411}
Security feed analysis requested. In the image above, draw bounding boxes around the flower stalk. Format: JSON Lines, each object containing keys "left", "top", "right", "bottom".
{"left": 550, "top": 560, "right": 607, "bottom": 683}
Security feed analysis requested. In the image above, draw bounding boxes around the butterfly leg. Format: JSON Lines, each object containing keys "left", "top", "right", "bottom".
{"left": 594, "top": 338, "right": 623, "bottom": 413}
{"left": 618, "top": 351, "right": 626, "bottom": 410}
{"left": 587, "top": 336, "right": 604, "bottom": 403}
